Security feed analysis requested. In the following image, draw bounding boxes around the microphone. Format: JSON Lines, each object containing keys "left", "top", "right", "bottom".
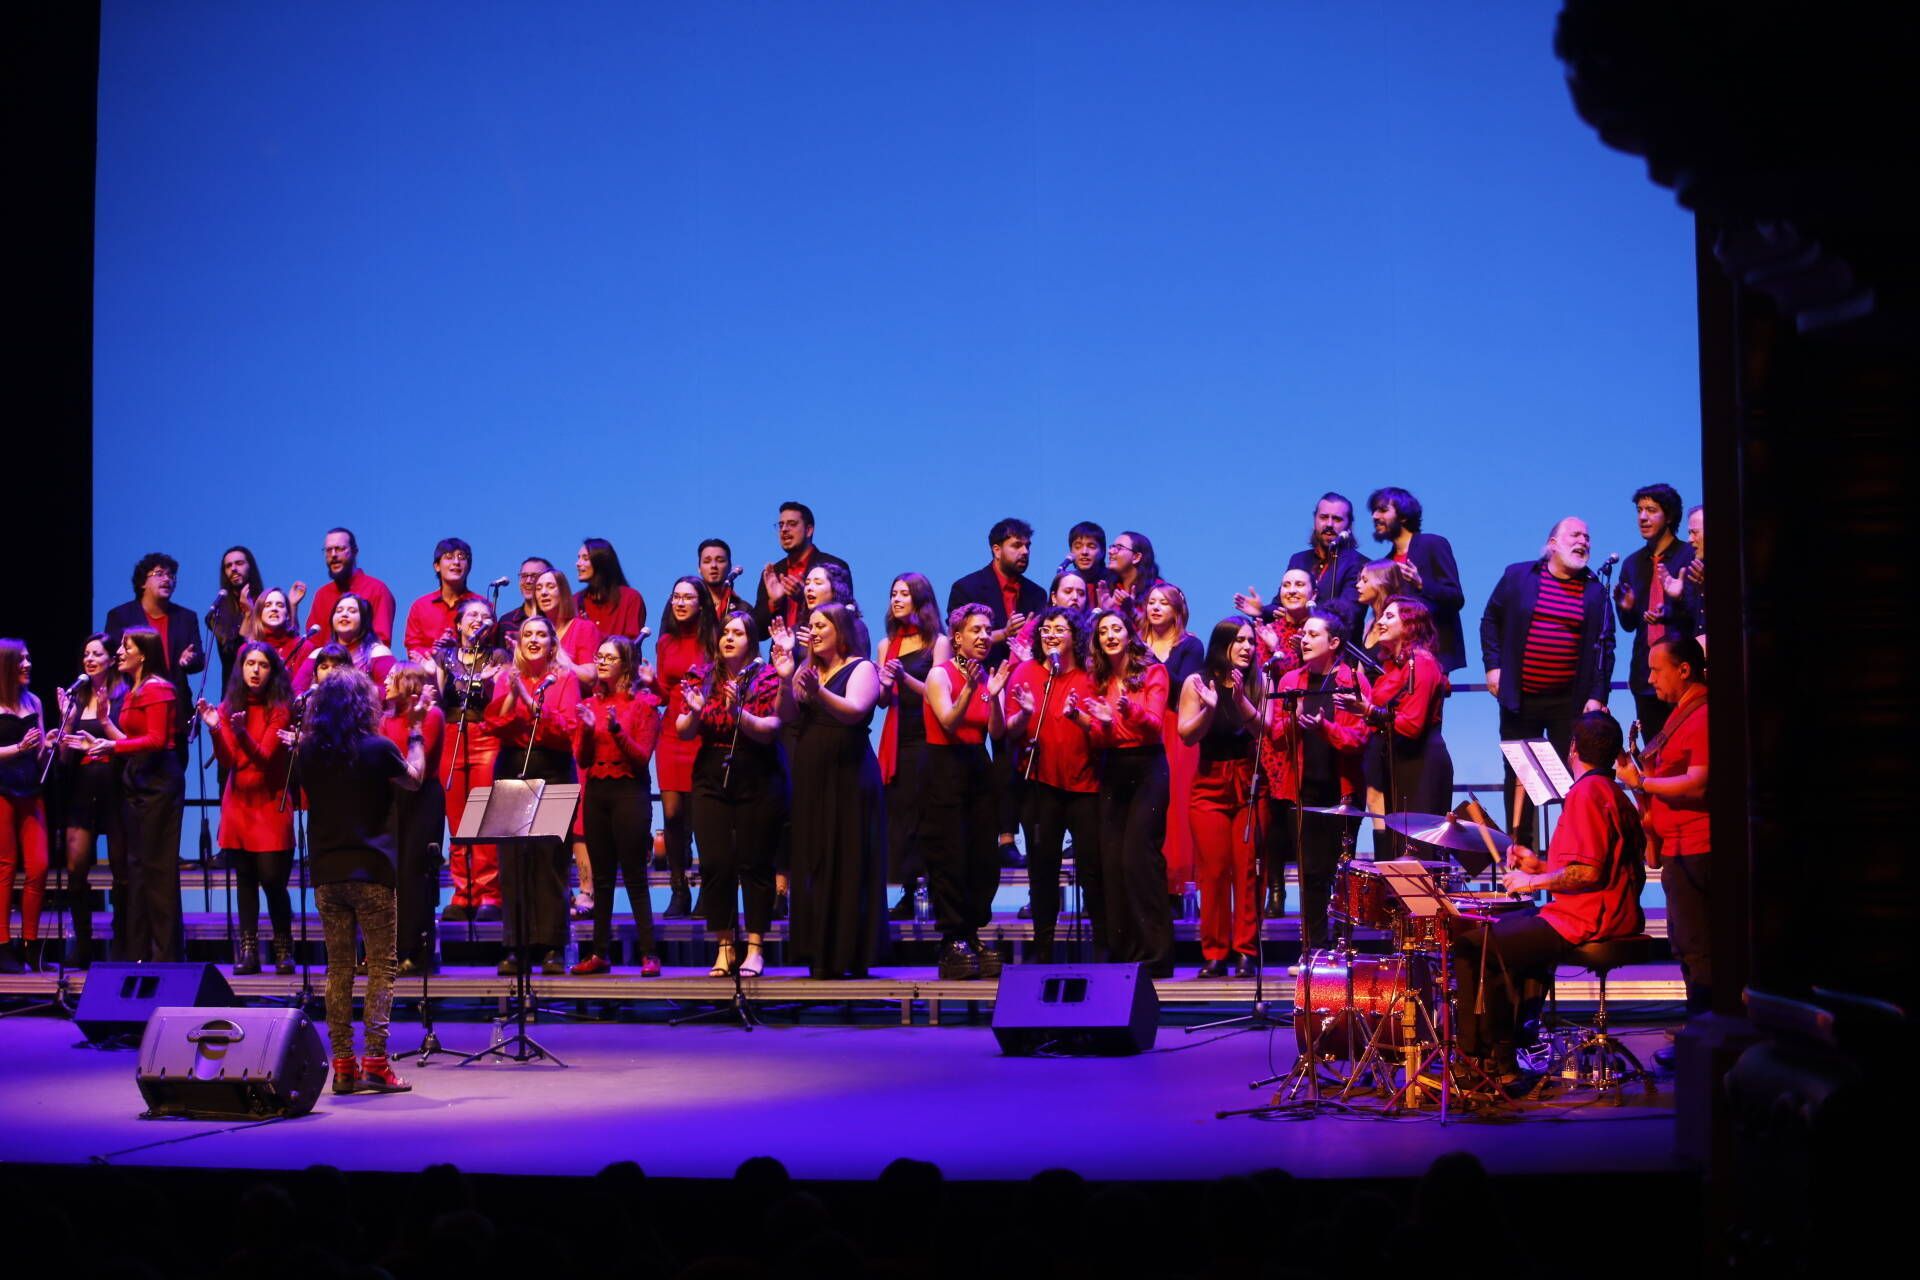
{"left": 636, "top": 627, "right": 652, "bottom": 644}
{"left": 724, "top": 565, "right": 745, "bottom": 585}
{"left": 1598, "top": 553, "right": 1620, "bottom": 576}
{"left": 1332, "top": 529, "right": 1354, "bottom": 550}
{"left": 1047, "top": 650, "right": 1063, "bottom": 675}
{"left": 306, "top": 623, "right": 323, "bottom": 638}
{"left": 488, "top": 576, "right": 511, "bottom": 590}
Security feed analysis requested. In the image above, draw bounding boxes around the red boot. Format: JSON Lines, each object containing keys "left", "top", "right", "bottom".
{"left": 358, "top": 1055, "right": 412, "bottom": 1094}
{"left": 330, "top": 1055, "right": 360, "bottom": 1094}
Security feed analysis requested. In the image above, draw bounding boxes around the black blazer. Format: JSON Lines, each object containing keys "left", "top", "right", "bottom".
{"left": 750, "top": 547, "right": 853, "bottom": 638}
{"left": 1616, "top": 541, "right": 1697, "bottom": 694}
{"left": 104, "top": 599, "right": 206, "bottom": 760}
{"left": 1478, "top": 560, "right": 1616, "bottom": 712}
{"left": 1402, "top": 532, "right": 1467, "bottom": 672}
{"left": 1285, "top": 544, "right": 1368, "bottom": 642}
{"left": 947, "top": 565, "right": 1046, "bottom": 669}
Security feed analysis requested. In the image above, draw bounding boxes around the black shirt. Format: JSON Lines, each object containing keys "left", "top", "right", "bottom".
{"left": 299, "top": 733, "right": 408, "bottom": 886}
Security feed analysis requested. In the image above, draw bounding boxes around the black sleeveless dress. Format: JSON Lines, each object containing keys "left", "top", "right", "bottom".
{"left": 884, "top": 644, "right": 935, "bottom": 883}
{"left": 788, "top": 660, "right": 888, "bottom": 978}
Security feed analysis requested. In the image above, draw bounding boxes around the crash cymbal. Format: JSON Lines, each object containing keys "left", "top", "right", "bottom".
{"left": 1301, "top": 802, "right": 1385, "bottom": 819}
{"left": 1383, "top": 812, "right": 1515, "bottom": 857}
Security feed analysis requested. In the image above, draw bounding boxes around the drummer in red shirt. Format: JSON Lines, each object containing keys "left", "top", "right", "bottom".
{"left": 1003, "top": 607, "right": 1100, "bottom": 963}
{"left": 402, "top": 538, "right": 482, "bottom": 659}
{"left": 199, "top": 641, "right": 296, "bottom": 976}
{"left": 1454, "top": 710, "right": 1646, "bottom": 1093}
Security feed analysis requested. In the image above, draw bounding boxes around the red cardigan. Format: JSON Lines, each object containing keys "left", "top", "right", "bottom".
{"left": 211, "top": 702, "right": 295, "bottom": 851}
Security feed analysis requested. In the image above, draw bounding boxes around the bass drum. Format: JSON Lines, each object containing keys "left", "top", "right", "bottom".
{"left": 1293, "top": 950, "right": 1434, "bottom": 1057}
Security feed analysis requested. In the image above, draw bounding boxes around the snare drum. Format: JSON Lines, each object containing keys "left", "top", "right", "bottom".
{"left": 1293, "top": 950, "right": 1434, "bottom": 1055}
{"left": 1330, "top": 864, "right": 1395, "bottom": 930}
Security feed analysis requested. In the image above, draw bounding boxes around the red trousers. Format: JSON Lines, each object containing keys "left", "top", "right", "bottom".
{"left": 443, "top": 730, "right": 501, "bottom": 908}
{"left": 1162, "top": 717, "right": 1200, "bottom": 890}
{"left": 0, "top": 792, "right": 48, "bottom": 942}
{"left": 1189, "top": 758, "right": 1259, "bottom": 960}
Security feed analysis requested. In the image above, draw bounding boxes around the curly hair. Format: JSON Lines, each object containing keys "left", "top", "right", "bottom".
{"left": 221, "top": 642, "right": 292, "bottom": 715}
{"left": 302, "top": 667, "right": 381, "bottom": 759}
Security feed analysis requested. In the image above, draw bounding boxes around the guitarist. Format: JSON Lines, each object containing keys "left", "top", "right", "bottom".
{"left": 1617, "top": 635, "right": 1710, "bottom": 1046}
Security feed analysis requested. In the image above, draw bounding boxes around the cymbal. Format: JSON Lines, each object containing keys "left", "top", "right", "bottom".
{"left": 1302, "top": 802, "right": 1385, "bottom": 820}
{"left": 1383, "top": 811, "right": 1515, "bottom": 856}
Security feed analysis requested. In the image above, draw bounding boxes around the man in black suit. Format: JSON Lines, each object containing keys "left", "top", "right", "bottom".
{"left": 104, "top": 551, "right": 206, "bottom": 764}
{"left": 1367, "top": 485, "right": 1468, "bottom": 672}
{"left": 948, "top": 517, "right": 1048, "bottom": 871}
{"left": 1284, "top": 491, "right": 1367, "bottom": 642}
{"left": 752, "top": 500, "right": 853, "bottom": 638}
{"left": 1615, "top": 483, "right": 1697, "bottom": 738}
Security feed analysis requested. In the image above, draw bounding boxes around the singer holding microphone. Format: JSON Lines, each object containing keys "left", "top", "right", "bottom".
{"left": 1003, "top": 607, "right": 1101, "bottom": 963}
{"left": 197, "top": 641, "right": 296, "bottom": 975}
{"left": 484, "top": 615, "right": 581, "bottom": 976}
{"left": 1479, "top": 517, "right": 1616, "bottom": 847}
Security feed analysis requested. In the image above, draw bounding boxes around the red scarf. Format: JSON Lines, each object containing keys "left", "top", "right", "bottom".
{"left": 877, "top": 632, "right": 905, "bottom": 783}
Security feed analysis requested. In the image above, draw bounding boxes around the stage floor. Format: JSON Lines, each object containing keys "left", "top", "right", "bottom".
{"left": 0, "top": 1013, "right": 1686, "bottom": 1183}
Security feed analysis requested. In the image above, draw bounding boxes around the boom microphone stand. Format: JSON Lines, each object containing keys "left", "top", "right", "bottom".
{"left": 276, "top": 692, "right": 316, "bottom": 1011}
{"left": 394, "top": 842, "right": 474, "bottom": 1064}
{"left": 3, "top": 692, "right": 80, "bottom": 1019}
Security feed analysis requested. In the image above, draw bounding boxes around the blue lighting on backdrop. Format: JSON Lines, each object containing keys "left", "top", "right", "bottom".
{"left": 93, "top": 0, "right": 1698, "bottom": 801}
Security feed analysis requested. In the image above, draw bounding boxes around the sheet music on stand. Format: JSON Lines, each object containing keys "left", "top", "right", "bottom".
{"left": 1500, "top": 739, "right": 1575, "bottom": 808}
{"left": 1373, "top": 859, "right": 1456, "bottom": 918}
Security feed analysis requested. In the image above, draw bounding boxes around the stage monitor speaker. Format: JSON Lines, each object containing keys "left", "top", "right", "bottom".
{"left": 136, "top": 1007, "right": 330, "bottom": 1120}
{"left": 991, "top": 962, "right": 1159, "bottom": 1055}
{"left": 75, "top": 962, "right": 235, "bottom": 1043}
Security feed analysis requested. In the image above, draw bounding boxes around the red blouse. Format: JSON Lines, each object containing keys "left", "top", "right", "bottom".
{"left": 576, "top": 585, "right": 646, "bottom": 640}
{"left": 211, "top": 701, "right": 295, "bottom": 851}
{"left": 113, "top": 679, "right": 176, "bottom": 755}
{"left": 379, "top": 704, "right": 447, "bottom": 781}
{"left": 1088, "top": 663, "right": 1171, "bottom": 751}
{"left": 403, "top": 590, "right": 482, "bottom": 658}
{"left": 924, "top": 661, "right": 991, "bottom": 747}
{"left": 689, "top": 661, "right": 782, "bottom": 745}
{"left": 484, "top": 665, "right": 581, "bottom": 752}
{"left": 557, "top": 616, "right": 604, "bottom": 670}
{"left": 574, "top": 690, "right": 663, "bottom": 781}
{"left": 1366, "top": 648, "right": 1449, "bottom": 742}
{"left": 1008, "top": 661, "right": 1098, "bottom": 793}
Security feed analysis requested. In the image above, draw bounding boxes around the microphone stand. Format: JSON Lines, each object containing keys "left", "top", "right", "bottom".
{"left": 187, "top": 655, "right": 228, "bottom": 967}
{"left": 4, "top": 694, "right": 80, "bottom": 1018}
{"left": 442, "top": 647, "right": 484, "bottom": 950}
{"left": 276, "top": 695, "right": 315, "bottom": 1010}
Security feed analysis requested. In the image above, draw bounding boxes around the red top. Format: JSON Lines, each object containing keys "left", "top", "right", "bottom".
{"left": 771, "top": 547, "right": 817, "bottom": 633}
{"left": 1519, "top": 572, "right": 1585, "bottom": 693}
{"left": 556, "top": 616, "right": 604, "bottom": 669}
{"left": 924, "top": 661, "right": 991, "bottom": 747}
{"left": 1257, "top": 614, "right": 1306, "bottom": 678}
{"left": 1642, "top": 689, "right": 1709, "bottom": 857}
{"left": 1262, "top": 663, "right": 1369, "bottom": 801}
{"left": 211, "top": 702, "right": 295, "bottom": 851}
{"left": 573, "top": 689, "right": 663, "bottom": 781}
{"left": 259, "top": 630, "right": 313, "bottom": 673}
{"left": 1367, "top": 649, "right": 1448, "bottom": 742}
{"left": 1088, "top": 662, "right": 1170, "bottom": 751}
{"left": 306, "top": 569, "right": 398, "bottom": 647}
{"left": 113, "top": 679, "right": 177, "bottom": 755}
{"left": 379, "top": 704, "right": 446, "bottom": 781}
{"left": 146, "top": 610, "right": 173, "bottom": 664}
{"left": 1008, "top": 661, "right": 1098, "bottom": 792}
{"left": 403, "top": 589, "right": 483, "bottom": 657}
{"left": 992, "top": 564, "right": 1022, "bottom": 626}
{"left": 707, "top": 584, "right": 743, "bottom": 618}
{"left": 575, "top": 585, "right": 646, "bottom": 640}
{"left": 484, "top": 665, "right": 581, "bottom": 752}
{"left": 1537, "top": 768, "right": 1645, "bottom": 944}
{"left": 689, "top": 660, "right": 783, "bottom": 744}
{"left": 648, "top": 632, "right": 707, "bottom": 792}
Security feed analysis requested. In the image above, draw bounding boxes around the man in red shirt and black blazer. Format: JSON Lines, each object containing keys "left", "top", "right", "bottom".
{"left": 104, "top": 551, "right": 205, "bottom": 764}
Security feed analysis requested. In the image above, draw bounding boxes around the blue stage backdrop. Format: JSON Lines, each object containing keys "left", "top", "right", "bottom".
{"left": 93, "top": 1, "right": 1698, "bottom": 825}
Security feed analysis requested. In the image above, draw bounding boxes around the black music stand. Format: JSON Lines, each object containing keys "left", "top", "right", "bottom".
{"left": 453, "top": 779, "right": 580, "bottom": 1067}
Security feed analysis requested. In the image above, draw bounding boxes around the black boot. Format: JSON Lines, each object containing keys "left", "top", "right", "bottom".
{"left": 664, "top": 873, "right": 692, "bottom": 918}
{"left": 273, "top": 938, "right": 295, "bottom": 976}
{"left": 63, "top": 936, "right": 92, "bottom": 970}
{"left": 1263, "top": 882, "right": 1286, "bottom": 918}
{"left": 234, "top": 931, "right": 261, "bottom": 976}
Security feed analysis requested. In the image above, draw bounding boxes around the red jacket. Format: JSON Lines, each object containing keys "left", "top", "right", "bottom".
{"left": 1087, "top": 663, "right": 1170, "bottom": 751}
{"left": 485, "top": 666, "right": 580, "bottom": 752}
{"left": 1262, "top": 663, "right": 1369, "bottom": 802}
{"left": 211, "top": 702, "right": 295, "bottom": 851}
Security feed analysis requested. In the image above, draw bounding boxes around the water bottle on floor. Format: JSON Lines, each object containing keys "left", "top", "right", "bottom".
{"left": 913, "top": 879, "right": 931, "bottom": 923}
{"left": 1182, "top": 881, "right": 1199, "bottom": 920}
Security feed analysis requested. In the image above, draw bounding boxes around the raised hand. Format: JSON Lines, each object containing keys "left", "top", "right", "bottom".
{"left": 1399, "top": 562, "right": 1424, "bottom": 592}
{"left": 1011, "top": 684, "right": 1035, "bottom": 714}
{"left": 683, "top": 684, "right": 707, "bottom": 715}
{"left": 768, "top": 617, "right": 795, "bottom": 654}
{"left": 762, "top": 564, "right": 788, "bottom": 602}
{"left": 195, "top": 698, "right": 219, "bottom": 731}
{"left": 577, "top": 703, "right": 597, "bottom": 732}
{"left": 1197, "top": 680, "right": 1219, "bottom": 709}
{"left": 289, "top": 581, "right": 308, "bottom": 609}
{"left": 1004, "top": 612, "right": 1029, "bottom": 639}
{"left": 635, "top": 661, "right": 656, "bottom": 689}
{"left": 1234, "top": 586, "right": 1264, "bottom": 619}
{"left": 1616, "top": 581, "right": 1637, "bottom": 615}
{"left": 878, "top": 659, "right": 900, "bottom": 690}
{"left": 987, "top": 662, "right": 1013, "bottom": 697}
{"left": 1008, "top": 635, "right": 1034, "bottom": 665}
{"left": 1087, "top": 696, "right": 1114, "bottom": 724}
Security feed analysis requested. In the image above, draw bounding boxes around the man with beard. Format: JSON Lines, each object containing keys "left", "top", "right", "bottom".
{"left": 1480, "top": 517, "right": 1617, "bottom": 846}
{"left": 1285, "top": 492, "right": 1366, "bottom": 642}
{"left": 948, "top": 518, "right": 1048, "bottom": 869}
{"left": 752, "top": 502, "right": 853, "bottom": 638}
{"left": 1616, "top": 483, "right": 1696, "bottom": 737}
{"left": 1366, "top": 486, "right": 1467, "bottom": 671}
{"left": 304, "top": 527, "right": 398, "bottom": 648}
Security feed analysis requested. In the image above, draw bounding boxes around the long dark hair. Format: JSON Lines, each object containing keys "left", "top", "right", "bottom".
{"left": 808, "top": 602, "right": 866, "bottom": 664}
{"left": 0, "top": 640, "right": 33, "bottom": 710}
{"left": 1088, "top": 608, "right": 1154, "bottom": 689}
{"left": 303, "top": 668, "right": 381, "bottom": 760}
{"left": 220, "top": 641, "right": 292, "bottom": 715}
{"left": 216, "top": 546, "right": 265, "bottom": 605}
{"left": 1201, "top": 616, "right": 1254, "bottom": 685}
{"left": 703, "top": 610, "right": 762, "bottom": 701}
{"left": 579, "top": 538, "right": 630, "bottom": 604}
{"left": 1116, "top": 530, "right": 1159, "bottom": 587}
{"left": 887, "top": 573, "right": 943, "bottom": 644}
{"left": 661, "top": 575, "right": 720, "bottom": 656}
{"left": 120, "top": 627, "right": 168, "bottom": 687}
{"left": 594, "top": 635, "right": 638, "bottom": 697}
{"left": 329, "top": 591, "right": 378, "bottom": 661}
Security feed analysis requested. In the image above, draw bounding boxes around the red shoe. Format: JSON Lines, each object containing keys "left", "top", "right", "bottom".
{"left": 639, "top": 954, "right": 662, "bottom": 978}
{"left": 357, "top": 1055, "right": 411, "bottom": 1093}
{"left": 331, "top": 1055, "right": 360, "bottom": 1094}
{"left": 570, "top": 953, "right": 611, "bottom": 976}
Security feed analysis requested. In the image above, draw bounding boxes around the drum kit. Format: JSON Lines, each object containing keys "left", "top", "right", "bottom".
{"left": 1262, "top": 804, "right": 1528, "bottom": 1118}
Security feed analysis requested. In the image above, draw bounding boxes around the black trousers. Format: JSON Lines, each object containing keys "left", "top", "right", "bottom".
{"left": 692, "top": 778, "right": 782, "bottom": 938}
{"left": 1263, "top": 776, "right": 1348, "bottom": 950}
{"left": 229, "top": 848, "right": 293, "bottom": 940}
{"left": 1498, "top": 688, "right": 1580, "bottom": 847}
{"left": 393, "top": 779, "right": 444, "bottom": 962}
{"left": 121, "top": 754, "right": 185, "bottom": 962}
{"left": 1661, "top": 853, "right": 1712, "bottom": 1014}
{"left": 922, "top": 744, "right": 999, "bottom": 942}
{"left": 1099, "top": 747, "right": 1173, "bottom": 975}
{"left": 1026, "top": 783, "right": 1100, "bottom": 957}
{"left": 1450, "top": 910, "right": 1570, "bottom": 1060}
{"left": 584, "top": 776, "right": 655, "bottom": 957}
